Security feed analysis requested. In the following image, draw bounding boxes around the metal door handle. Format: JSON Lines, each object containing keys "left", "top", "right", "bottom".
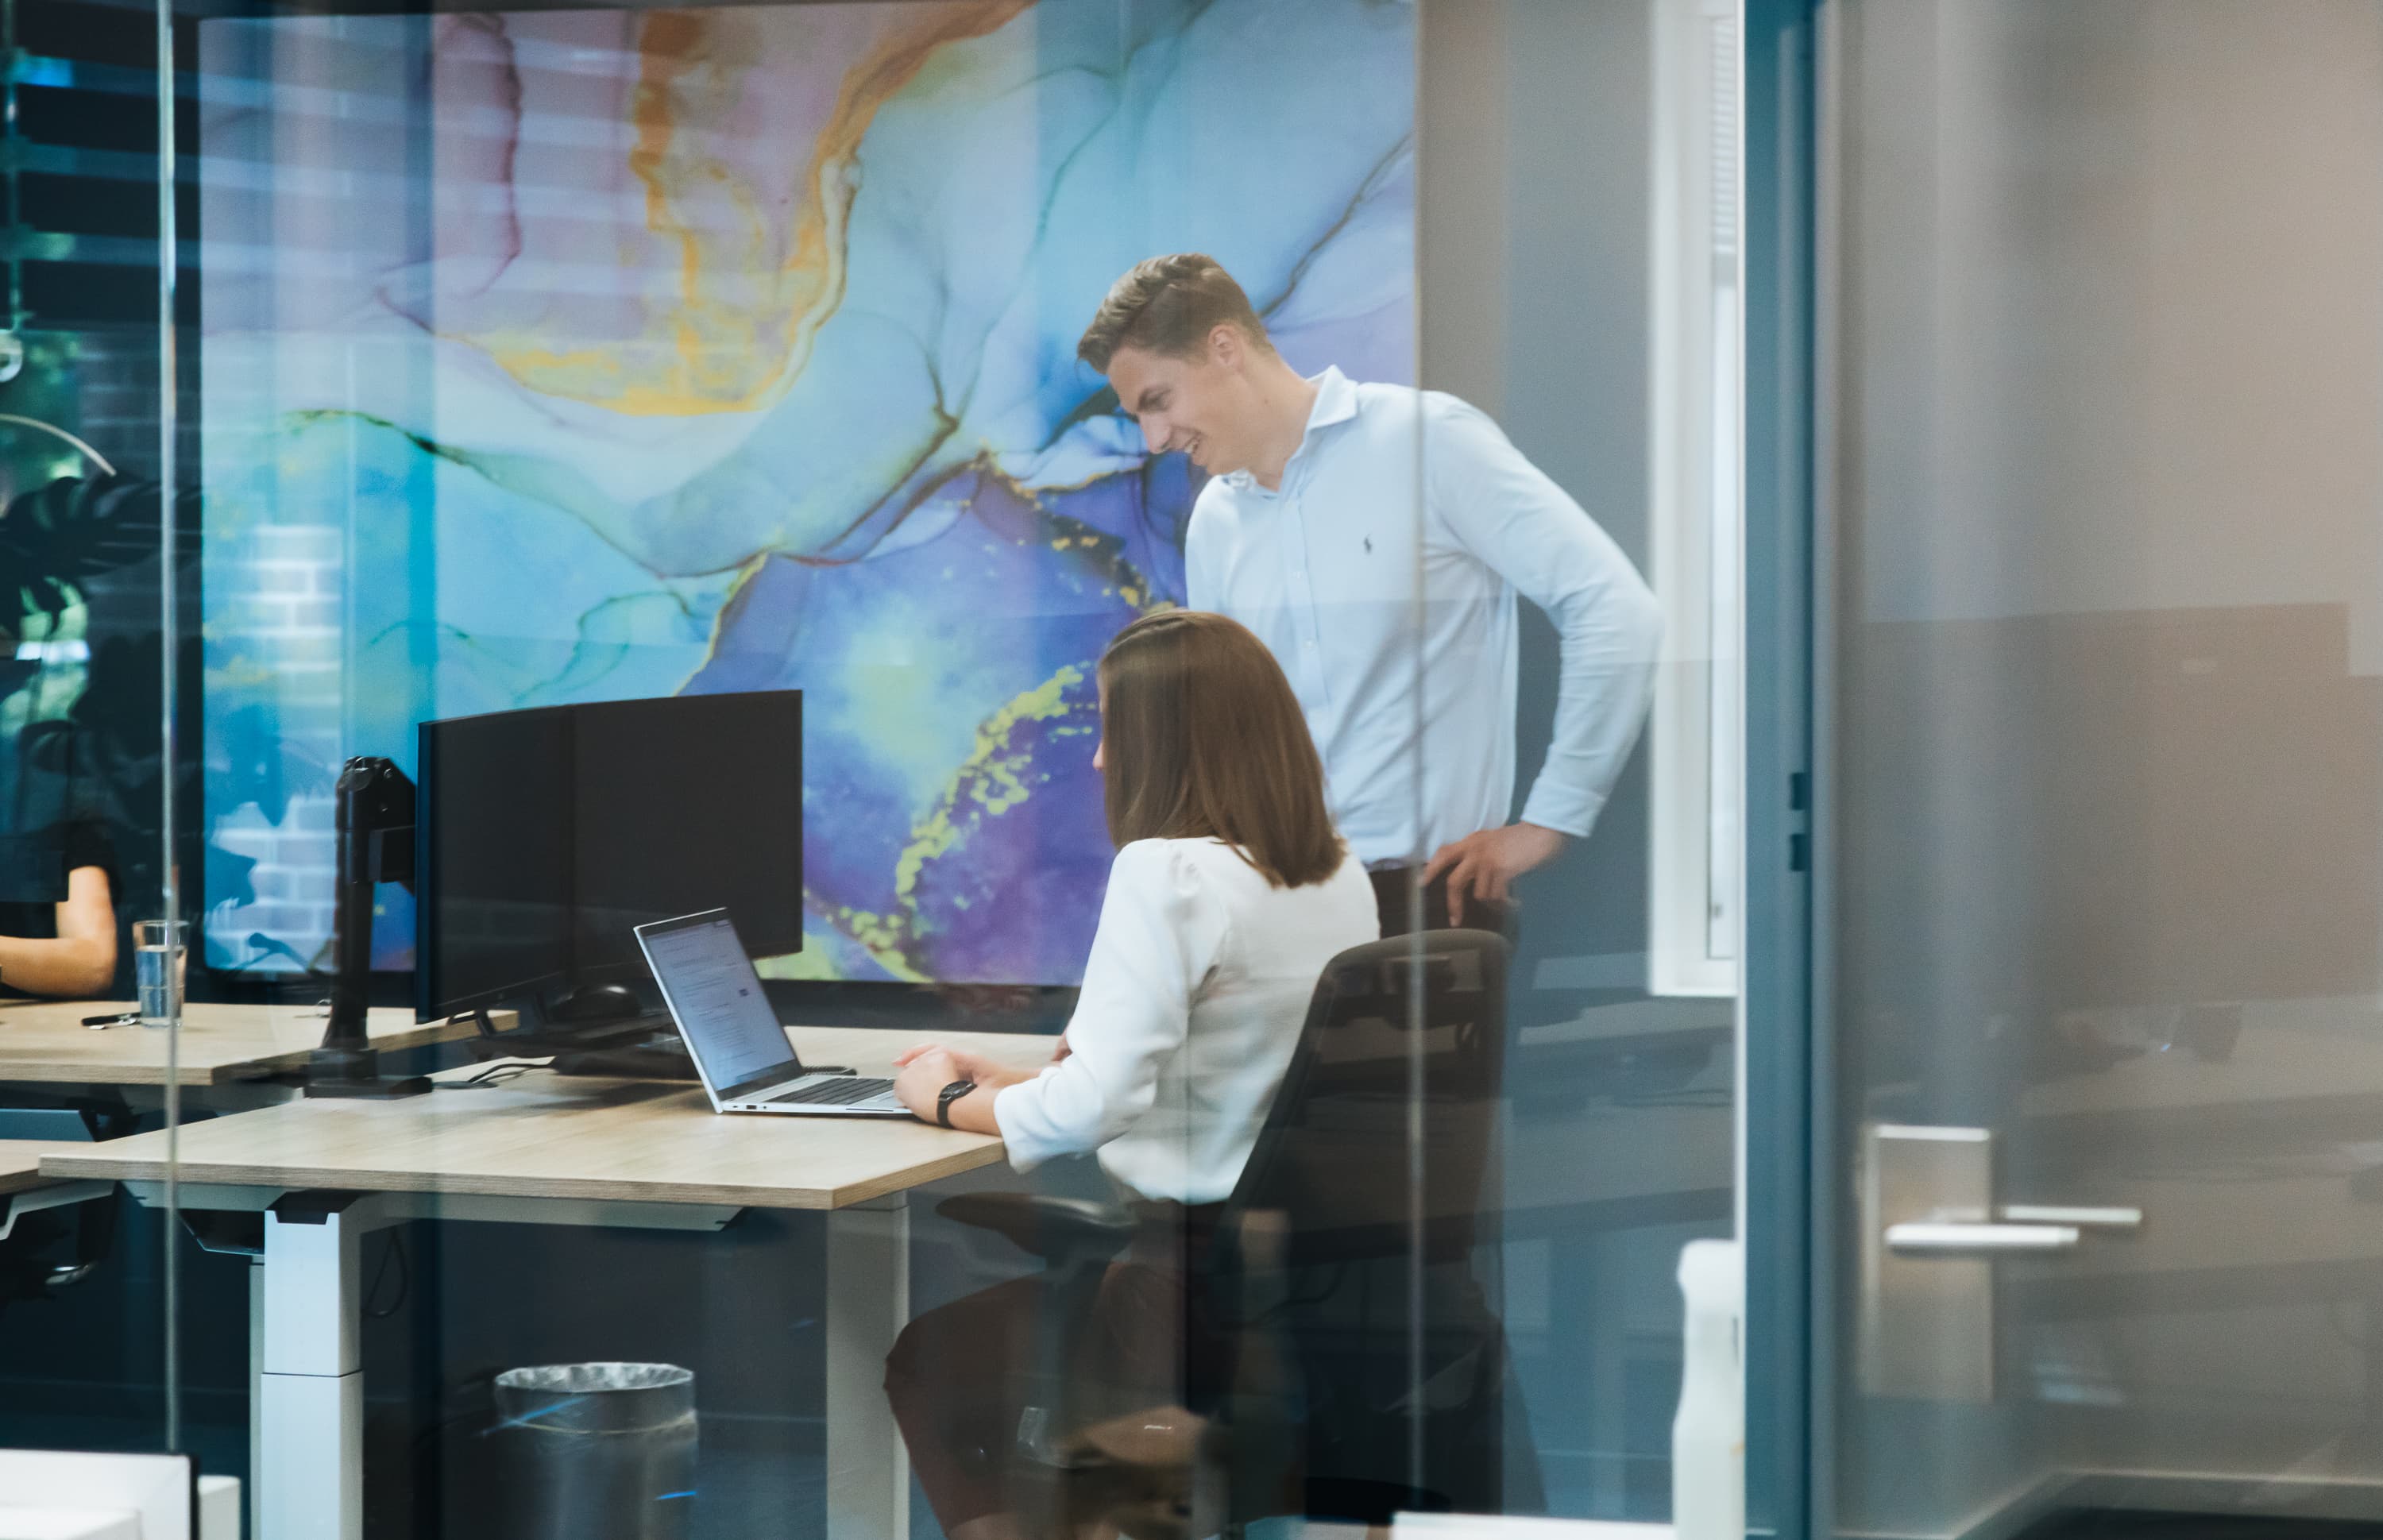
{"left": 1885, "top": 1221, "right": 2080, "bottom": 1256}
{"left": 1885, "top": 1205, "right": 2141, "bottom": 1257}
{"left": 1862, "top": 1124, "right": 2147, "bottom": 1400}
{"left": 1997, "top": 1204, "right": 2142, "bottom": 1230}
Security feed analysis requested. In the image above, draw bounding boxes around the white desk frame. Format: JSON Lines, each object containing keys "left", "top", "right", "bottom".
{"left": 123, "top": 1182, "right": 913, "bottom": 1540}
{"left": 0, "top": 1180, "right": 111, "bottom": 1241}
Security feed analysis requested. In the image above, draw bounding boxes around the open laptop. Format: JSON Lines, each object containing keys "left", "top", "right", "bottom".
{"left": 635, "top": 909, "right": 910, "bottom": 1116}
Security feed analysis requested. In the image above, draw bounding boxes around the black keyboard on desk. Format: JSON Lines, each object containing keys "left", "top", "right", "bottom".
{"left": 765, "top": 1076, "right": 898, "bottom": 1106}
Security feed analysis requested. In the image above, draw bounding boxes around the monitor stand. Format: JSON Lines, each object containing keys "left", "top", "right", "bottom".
{"left": 307, "top": 756, "right": 431, "bottom": 1100}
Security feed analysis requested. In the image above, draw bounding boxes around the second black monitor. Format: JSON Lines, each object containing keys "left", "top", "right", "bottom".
{"left": 416, "top": 690, "right": 802, "bottom": 1021}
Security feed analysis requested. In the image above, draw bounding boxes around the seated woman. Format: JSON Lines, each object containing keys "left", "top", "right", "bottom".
{"left": 0, "top": 817, "right": 117, "bottom": 999}
{"left": 885, "top": 609, "right": 1379, "bottom": 1540}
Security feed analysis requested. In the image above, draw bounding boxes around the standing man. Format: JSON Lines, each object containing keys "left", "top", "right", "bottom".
{"left": 1079, "top": 253, "right": 1661, "bottom": 936}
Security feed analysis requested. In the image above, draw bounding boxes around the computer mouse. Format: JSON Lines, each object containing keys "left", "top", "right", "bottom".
{"left": 547, "top": 982, "right": 644, "bottom": 1023}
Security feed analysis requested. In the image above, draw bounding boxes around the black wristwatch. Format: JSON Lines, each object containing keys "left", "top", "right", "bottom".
{"left": 936, "top": 1079, "right": 977, "bottom": 1129}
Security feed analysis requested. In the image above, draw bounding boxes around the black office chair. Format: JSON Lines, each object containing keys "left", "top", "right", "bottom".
{"left": 940, "top": 928, "right": 1539, "bottom": 1538}
{"left": 0, "top": 1102, "right": 129, "bottom": 1305}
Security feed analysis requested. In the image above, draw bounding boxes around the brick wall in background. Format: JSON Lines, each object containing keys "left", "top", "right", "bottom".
{"left": 207, "top": 521, "right": 344, "bottom": 967}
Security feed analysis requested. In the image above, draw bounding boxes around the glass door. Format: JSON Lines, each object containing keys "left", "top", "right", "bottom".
{"left": 1792, "top": 1, "right": 2383, "bottom": 1536}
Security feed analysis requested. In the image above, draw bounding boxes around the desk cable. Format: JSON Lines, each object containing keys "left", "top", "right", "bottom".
{"left": 437, "top": 1058, "right": 555, "bottom": 1090}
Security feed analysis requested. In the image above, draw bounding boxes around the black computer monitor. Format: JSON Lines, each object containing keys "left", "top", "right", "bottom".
{"left": 415, "top": 691, "right": 803, "bottom": 1021}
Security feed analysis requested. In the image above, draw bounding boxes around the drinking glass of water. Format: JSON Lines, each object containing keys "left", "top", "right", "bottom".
{"left": 136, "top": 921, "right": 189, "bottom": 1028}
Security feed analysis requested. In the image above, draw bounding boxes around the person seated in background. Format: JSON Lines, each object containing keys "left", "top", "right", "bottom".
{"left": 0, "top": 815, "right": 117, "bottom": 999}
{"left": 883, "top": 608, "right": 1379, "bottom": 1540}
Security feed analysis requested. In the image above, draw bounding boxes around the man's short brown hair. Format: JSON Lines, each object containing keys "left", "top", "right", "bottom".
{"left": 1076, "top": 253, "right": 1273, "bottom": 373}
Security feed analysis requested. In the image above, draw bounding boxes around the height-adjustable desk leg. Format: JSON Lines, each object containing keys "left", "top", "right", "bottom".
{"left": 257, "top": 1201, "right": 380, "bottom": 1540}
{"left": 826, "top": 1193, "right": 911, "bottom": 1540}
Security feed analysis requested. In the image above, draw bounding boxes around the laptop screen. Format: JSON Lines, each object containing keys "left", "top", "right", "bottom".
{"left": 638, "top": 911, "right": 801, "bottom": 1095}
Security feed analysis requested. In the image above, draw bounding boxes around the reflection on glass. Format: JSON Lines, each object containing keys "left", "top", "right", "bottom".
{"left": 0, "top": 0, "right": 1744, "bottom": 1535}
{"left": 0, "top": 0, "right": 193, "bottom": 1485}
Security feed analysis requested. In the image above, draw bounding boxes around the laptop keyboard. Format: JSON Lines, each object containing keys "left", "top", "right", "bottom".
{"left": 762, "top": 1075, "right": 898, "bottom": 1107}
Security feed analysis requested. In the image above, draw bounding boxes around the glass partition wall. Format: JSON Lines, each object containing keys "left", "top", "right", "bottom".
{"left": 1799, "top": 2, "right": 2383, "bottom": 1537}
{"left": 103, "top": 1, "right": 1743, "bottom": 1535}
{"left": 0, "top": 0, "right": 195, "bottom": 1492}
{"left": 1418, "top": 0, "right": 1742, "bottom": 1521}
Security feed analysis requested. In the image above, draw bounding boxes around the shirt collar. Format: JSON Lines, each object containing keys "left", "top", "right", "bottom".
{"left": 1306, "top": 365, "right": 1358, "bottom": 431}
{"left": 1223, "top": 367, "right": 1358, "bottom": 492}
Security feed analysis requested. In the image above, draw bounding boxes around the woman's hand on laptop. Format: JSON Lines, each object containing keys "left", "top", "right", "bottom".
{"left": 891, "top": 1041, "right": 1012, "bottom": 1083}
{"left": 892, "top": 1047, "right": 960, "bottom": 1123}
{"left": 892, "top": 1044, "right": 1018, "bottom": 1131}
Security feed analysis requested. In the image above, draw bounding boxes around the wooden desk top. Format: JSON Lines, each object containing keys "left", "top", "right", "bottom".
{"left": 0, "top": 1001, "right": 479, "bottom": 1086}
{"left": 33, "top": 1022, "right": 1732, "bottom": 1224}
{"left": 0, "top": 1138, "right": 87, "bottom": 1197}
{"left": 41, "top": 1026, "right": 1053, "bottom": 1211}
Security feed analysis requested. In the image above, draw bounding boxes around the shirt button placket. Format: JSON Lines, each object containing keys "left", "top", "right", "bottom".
{"left": 1288, "top": 489, "right": 1329, "bottom": 715}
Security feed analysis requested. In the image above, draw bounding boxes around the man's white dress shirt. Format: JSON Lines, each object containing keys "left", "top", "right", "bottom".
{"left": 995, "top": 837, "right": 1378, "bottom": 1204}
{"left": 1185, "top": 368, "right": 1663, "bottom": 866}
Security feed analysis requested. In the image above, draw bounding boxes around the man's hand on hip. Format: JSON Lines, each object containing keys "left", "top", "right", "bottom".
{"left": 1422, "top": 822, "right": 1567, "bottom": 927}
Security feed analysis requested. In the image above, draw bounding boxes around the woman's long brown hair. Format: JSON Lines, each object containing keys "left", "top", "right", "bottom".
{"left": 1098, "top": 610, "right": 1345, "bottom": 888}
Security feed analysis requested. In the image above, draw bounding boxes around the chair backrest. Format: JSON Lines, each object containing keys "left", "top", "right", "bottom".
{"left": 1223, "top": 928, "right": 1511, "bottom": 1268}
{"left": 1201, "top": 929, "right": 1526, "bottom": 1522}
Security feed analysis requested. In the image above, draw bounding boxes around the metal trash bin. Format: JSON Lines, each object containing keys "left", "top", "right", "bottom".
{"left": 493, "top": 1362, "right": 697, "bottom": 1539}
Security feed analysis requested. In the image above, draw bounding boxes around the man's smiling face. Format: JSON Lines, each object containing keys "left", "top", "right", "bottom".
{"left": 1103, "top": 328, "right": 1265, "bottom": 477}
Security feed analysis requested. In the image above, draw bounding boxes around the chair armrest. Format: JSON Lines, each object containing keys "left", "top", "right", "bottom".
{"left": 937, "top": 1192, "right": 1135, "bottom": 1264}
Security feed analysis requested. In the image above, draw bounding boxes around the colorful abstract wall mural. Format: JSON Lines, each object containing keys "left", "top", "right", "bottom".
{"left": 199, "top": 0, "right": 1416, "bottom": 985}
